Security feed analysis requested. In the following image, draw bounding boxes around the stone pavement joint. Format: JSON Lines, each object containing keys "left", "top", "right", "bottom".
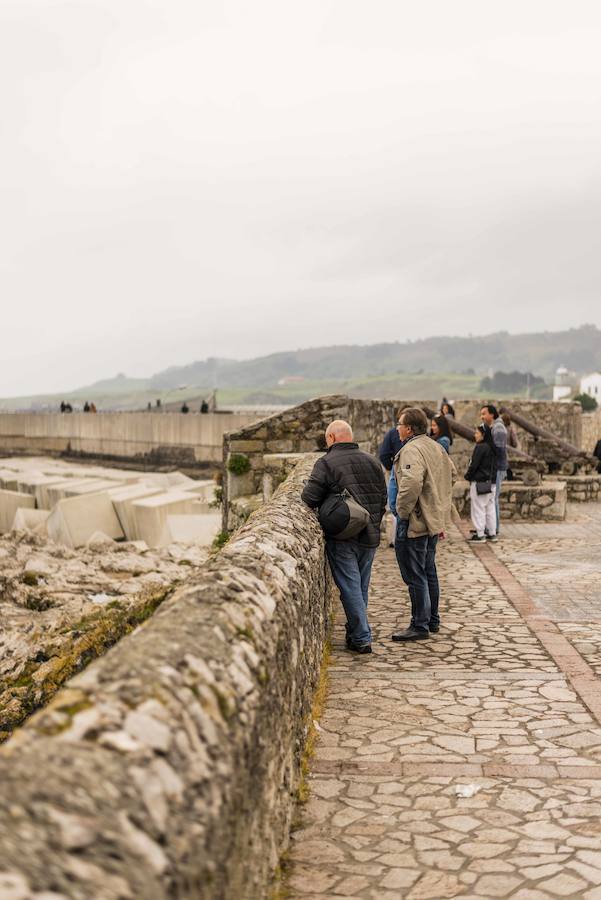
{"left": 286, "top": 503, "right": 601, "bottom": 899}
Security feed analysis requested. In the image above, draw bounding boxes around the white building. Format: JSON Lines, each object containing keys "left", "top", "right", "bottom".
{"left": 553, "top": 365, "right": 573, "bottom": 402}
{"left": 580, "top": 372, "right": 601, "bottom": 399}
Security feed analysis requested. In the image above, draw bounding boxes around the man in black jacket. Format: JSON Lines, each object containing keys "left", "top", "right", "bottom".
{"left": 302, "top": 420, "right": 387, "bottom": 654}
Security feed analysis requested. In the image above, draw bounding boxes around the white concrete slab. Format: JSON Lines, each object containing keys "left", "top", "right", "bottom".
{"left": 11, "top": 508, "right": 51, "bottom": 535}
{"left": 161, "top": 513, "right": 221, "bottom": 546}
{"left": 0, "top": 470, "right": 20, "bottom": 491}
{"left": 131, "top": 491, "right": 197, "bottom": 548}
{"left": 109, "top": 484, "right": 163, "bottom": 540}
{"left": 0, "top": 490, "right": 35, "bottom": 533}
{"left": 178, "top": 479, "right": 216, "bottom": 502}
{"left": 61, "top": 479, "right": 120, "bottom": 498}
{"left": 46, "top": 492, "right": 125, "bottom": 548}
{"left": 46, "top": 479, "right": 102, "bottom": 507}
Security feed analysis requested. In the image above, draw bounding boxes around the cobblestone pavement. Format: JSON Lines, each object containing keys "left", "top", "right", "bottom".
{"left": 286, "top": 503, "right": 601, "bottom": 899}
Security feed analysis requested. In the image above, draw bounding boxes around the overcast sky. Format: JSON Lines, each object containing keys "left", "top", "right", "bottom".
{"left": 2, "top": 0, "right": 601, "bottom": 395}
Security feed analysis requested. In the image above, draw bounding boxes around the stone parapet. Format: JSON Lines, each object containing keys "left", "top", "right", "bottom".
{"left": 453, "top": 479, "right": 567, "bottom": 521}
{"left": 0, "top": 458, "right": 331, "bottom": 900}
{"left": 557, "top": 473, "right": 601, "bottom": 502}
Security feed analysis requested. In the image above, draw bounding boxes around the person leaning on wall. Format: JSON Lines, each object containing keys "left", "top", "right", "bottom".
{"left": 302, "top": 420, "right": 387, "bottom": 655}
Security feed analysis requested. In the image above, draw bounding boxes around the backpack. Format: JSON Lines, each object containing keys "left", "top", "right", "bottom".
{"left": 318, "top": 487, "right": 371, "bottom": 540}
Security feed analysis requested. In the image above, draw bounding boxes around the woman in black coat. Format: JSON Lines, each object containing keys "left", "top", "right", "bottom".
{"left": 465, "top": 424, "right": 498, "bottom": 542}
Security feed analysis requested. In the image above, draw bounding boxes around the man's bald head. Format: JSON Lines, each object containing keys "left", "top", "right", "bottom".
{"left": 325, "top": 420, "right": 353, "bottom": 447}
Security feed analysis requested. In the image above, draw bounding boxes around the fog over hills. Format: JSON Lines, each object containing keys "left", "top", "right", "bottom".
{"left": 114, "top": 324, "right": 601, "bottom": 391}
{"left": 1, "top": 325, "right": 599, "bottom": 410}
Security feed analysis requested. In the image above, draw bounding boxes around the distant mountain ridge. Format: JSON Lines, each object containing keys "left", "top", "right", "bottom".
{"left": 85, "top": 323, "right": 600, "bottom": 393}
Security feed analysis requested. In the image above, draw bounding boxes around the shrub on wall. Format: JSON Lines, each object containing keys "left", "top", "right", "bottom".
{"left": 227, "top": 453, "right": 251, "bottom": 475}
{"left": 574, "top": 393, "right": 598, "bottom": 412}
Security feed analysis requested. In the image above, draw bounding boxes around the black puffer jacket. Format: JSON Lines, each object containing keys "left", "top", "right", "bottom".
{"left": 301, "top": 442, "right": 387, "bottom": 547}
{"left": 465, "top": 442, "right": 497, "bottom": 483}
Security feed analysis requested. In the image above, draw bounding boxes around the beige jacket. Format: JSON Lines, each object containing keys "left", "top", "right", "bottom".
{"left": 394, "top": 434, "right": 456, "bottom": 537}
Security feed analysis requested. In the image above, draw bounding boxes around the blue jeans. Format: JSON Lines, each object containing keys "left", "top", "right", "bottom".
{"left": 326, "top": 539, "right": 376, "bottom": 646}
{"left": 394, "top": 523, "right": 439, "bottom": 631}
{"left": 495, "top": 470, "right": 507, "bottom": 534}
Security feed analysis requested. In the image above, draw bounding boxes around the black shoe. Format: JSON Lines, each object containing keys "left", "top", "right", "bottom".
{"left": 347, "top": 642, "right": 372, "bottom": 654}
{"left": 486, "top": 534, "right": 498, "bottom": 543}
{"left": 469, "top": 534, "right": 486, "bottom": 542}
{"left": 429, "top": 624, "right": 440, "bottom": 633}
{"left": 391, "top": 627, "right": 429, "bottom": 642}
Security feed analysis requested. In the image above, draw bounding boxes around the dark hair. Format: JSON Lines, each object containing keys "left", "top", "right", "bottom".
{"left": 481, "top": 404, "right": 499, "bottom": 419}
{"left": 478, "top": 423, "right": 496, "bottom": 449}
{"left": 432, "top": 414, "right": 453, "bottom": 445}
{"left": 400, "top": 407, "right": 428, "bottom": 435}
{"left": 501, "top": 412, "right": 511, "bottom": 427}
{"left": 440, "top": 400, "right": 455, "bottom": 417}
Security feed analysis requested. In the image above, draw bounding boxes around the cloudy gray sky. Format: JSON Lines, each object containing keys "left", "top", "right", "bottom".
{"left": 2, "top": 0, "right": 601, "bottom": 395}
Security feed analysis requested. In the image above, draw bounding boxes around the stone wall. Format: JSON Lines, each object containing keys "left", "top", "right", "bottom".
{"left": 223, "top": 396, "right": 432, "bottom": 531}
{"left": 450, "top": 400, "right": 583, "bottom": 476}
{"left": 582, "top": 411, "right": 601, "bottom": 454}
{"left": 557, "top": 474, "right": 601, "bottom": 503}
{"left": 453, "top": 479, "right": 567, "bottom": 521}
{"left": 0, "top": 412, "right": 260, "bottom": 466}
{"left": 0, "top": 459, "right": 332, "bottom": 900}
{"left": 223, "top": 396, "right": 584, "bottom": 530}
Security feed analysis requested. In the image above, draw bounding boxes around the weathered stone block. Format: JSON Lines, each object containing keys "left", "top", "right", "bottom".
{"left": 229, "top": 440, "right": 265, "bottom": 452}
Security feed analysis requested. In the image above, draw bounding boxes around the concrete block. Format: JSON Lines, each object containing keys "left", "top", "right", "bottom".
{"left": 178, "top": 479, "right": 216, "bottom": 502}
{"left": 62, "top": 479, "right": 120, "bottom": 498}
{"left": 109, "top": 484, "right": 163, "bottom": 540}
{"left": 11, "top": 508, "right": 50, "bottom": 535}
{"left": 0, "top": 470, "right": 20, "bottom": 491}
{"left": 16, "top": 475, "right": 76, "bottom": 510}
{"left": 47, "top": 493, "right": 125, "bottom": 548}
{"left": 131, "top": 492, "right": 197, "bottom": 548}
{"left": 161, "top": 513, "right": 221, "bottom": 546}
{"left": 0, "top": 490, "right": 35, "bottom": 533}
{"left": 46, "top": 480, "right": 101, "bottom": 508}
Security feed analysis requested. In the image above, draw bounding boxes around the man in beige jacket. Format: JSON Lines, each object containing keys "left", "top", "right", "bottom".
{"left": 392, "top": 407, "right": 455, "bottom": 641}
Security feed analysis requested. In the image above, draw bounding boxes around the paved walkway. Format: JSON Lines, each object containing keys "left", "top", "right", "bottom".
{"left": 286, "top": 503, "right": 601, "bottom": 899}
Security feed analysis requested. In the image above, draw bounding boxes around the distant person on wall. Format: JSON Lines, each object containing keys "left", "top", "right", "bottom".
{"left": 302, "top": 420, "right": 387, "bottom": 654}
{"left": 181, "top": 402, "right": 190, "bottom": 414}
{"left": 465, "top": 424, "right": 498, "bottom": 543}
{"left": 430, "top": 415, "right": 452, "bottom": 454}
{"left": 440, "top": 398, "right": 455, "bottom": 418}
{"left": 200, "top": 399, "right": 209, "bottom": 414}
{"left": 379, "top": 409, "right": 403, "bottom": 547}
{"left": 392, "top": 407, "right": 455, "bottom": 641}
{"left": 60, "top": 401, "right": 66, "bottom": 413}
{"left": 594, "top": 437, "right": 601, "bottom": 474}
{"left": 90, "top": 402, "right": 97, "bottom": 413}
{"left": 83, "top": 401, "right": 90, "bottom": 412}
{"left": 156, "top": 399, "right": 162, "bottom": 408}
{"left": 480, "top": 404, "right": 507, "bottom": 536}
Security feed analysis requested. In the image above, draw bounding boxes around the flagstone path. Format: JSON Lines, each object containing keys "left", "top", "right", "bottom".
{"left": 286, "top": 502, "right": 601, "bottom": 899}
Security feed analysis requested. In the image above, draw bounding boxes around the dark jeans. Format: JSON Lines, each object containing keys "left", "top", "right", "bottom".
{"left": 326, "top": 539, "right": 376, "bottom": 646}
{"left": 394, "top": 528, "right": 440, "bottom": 631}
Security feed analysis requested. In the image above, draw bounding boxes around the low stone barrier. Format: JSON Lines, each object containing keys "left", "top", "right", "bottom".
{"left": 453, "top": 479, "right": 567, "bottom": 521}
{"left": 558, "top": 473, "right": 601, "bottom": 502}
{"left": 0, "top": 459, "right": 331, "bottom": 900}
